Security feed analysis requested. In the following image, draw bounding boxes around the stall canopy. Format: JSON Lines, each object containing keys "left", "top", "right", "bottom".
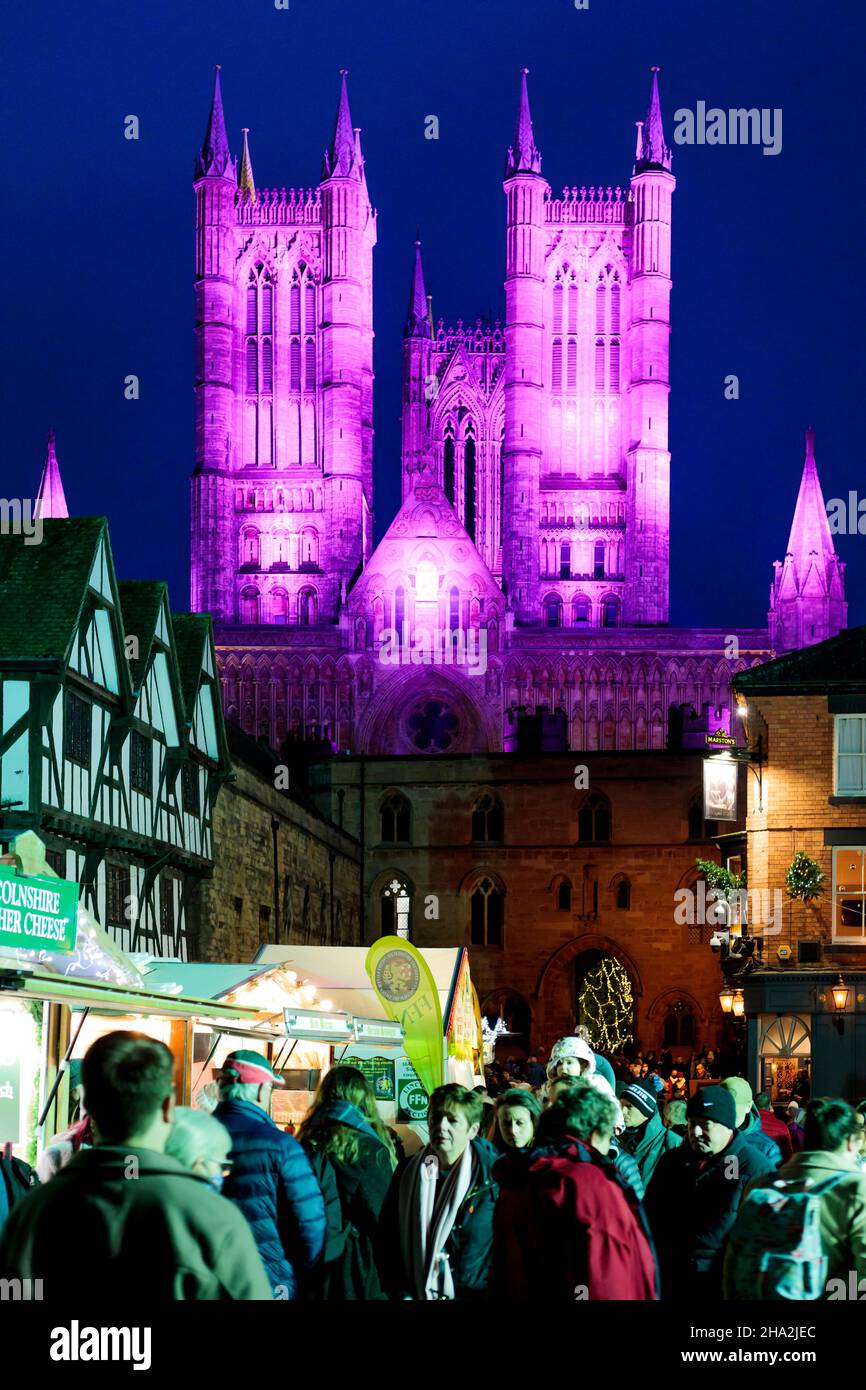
{"left": 253, "top": 945, "right": 470, "bottom": 1036}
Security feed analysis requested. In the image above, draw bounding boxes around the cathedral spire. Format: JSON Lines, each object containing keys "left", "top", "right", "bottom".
{"left": 35, "top": 429, "right": 69, "bottom": 520}
{"left": 405, "top": 242, "right": 431, "bottom": 338}
{"left": 505, "top": 68, "right": 542, "bottom": 177}
{"left": 785, "top": 427, "right": 838, "bottom": 574}
{"left": 322, "top": 69, "right": 361, "bottom": 180}
{"left": 238, "top": 128, "right": 256, "bottom": 201}
{"left": 634, "top": 66, "right": 671, "bottom": 172}
{"left": 768, "top": 427, "right": 847, "bottom": 652}
{"left": 195, "top": 66, "right": 235, "bottom": 180}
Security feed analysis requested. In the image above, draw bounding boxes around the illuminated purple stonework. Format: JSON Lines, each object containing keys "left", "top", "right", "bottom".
{"left": 187, "top": 68, "right": 846, "bottom": 755}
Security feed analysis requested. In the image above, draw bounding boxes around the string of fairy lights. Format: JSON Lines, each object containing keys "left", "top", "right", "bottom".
{"left": 578, "top": 956, "right": 634, "bottom": 1052}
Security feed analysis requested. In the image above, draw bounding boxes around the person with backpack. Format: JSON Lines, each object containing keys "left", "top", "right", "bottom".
{"left": 295, "top": 1064, "right": 397, "bottom": 1300}
{"left": 724, "top": 1097, "right": 866, "bottom": 1300}
{"left": 644, "top": 1086, "right": 775, "bottom": 1298}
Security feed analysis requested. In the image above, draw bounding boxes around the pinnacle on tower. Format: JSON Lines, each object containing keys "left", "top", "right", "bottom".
{"left": 784, "top": 426, "right": 839, "bottom": 577}
{"left": 405, "top": 242, "right": 431, "bottom": 338}
{"left": 635, "top": 66, "right": 672, "bottom": 172}
{"left": 505, "top": 68, "right": 542, "bottom": 176}
{"left": 238, "top": 128, "right": 256, "bottom": 201}
{"left": 195, "top": 66, "right": 235, "bottom": 180}
{"left": 35, "top": 429, "right": 69, "bottom": 520}
{"left": 322, "top": 70, "right": 361, "bottom": 180}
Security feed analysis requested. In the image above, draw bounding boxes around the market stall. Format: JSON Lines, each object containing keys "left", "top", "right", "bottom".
{"left": 254, "top": 942, "right": 484, "bottom": 1141}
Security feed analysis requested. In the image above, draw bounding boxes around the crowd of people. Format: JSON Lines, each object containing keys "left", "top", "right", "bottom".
{"left": 1, "top": 1027, "right": 865, "bottom": 1301}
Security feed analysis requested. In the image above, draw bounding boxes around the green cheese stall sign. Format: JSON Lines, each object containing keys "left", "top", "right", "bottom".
{"left": 0, "top": 867, "right": 78, "bottom": 954}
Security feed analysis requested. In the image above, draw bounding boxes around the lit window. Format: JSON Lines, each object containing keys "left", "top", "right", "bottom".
{"left": 835, "top": 716, "right": 866, "bottom": 795}
{"left": 833, "top": 848, "right": 866, "bottom": 942}
{"left": 382, "top": 877, "right": 411, "bottom": 939}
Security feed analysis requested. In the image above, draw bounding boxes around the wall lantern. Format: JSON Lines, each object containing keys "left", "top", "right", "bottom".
{"left": 731, "top": 989, "right": 746, "bottom": 1019}
{"left": 831, "top": 974, "right": 850, "bottom": 1013}
{"left": 719, "top": 986, "right": 734, "bottom": 1014}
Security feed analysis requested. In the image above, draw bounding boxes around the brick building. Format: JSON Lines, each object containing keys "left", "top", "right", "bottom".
{"left": 731, "top": 626, "right": 866, "bottom": 1098}
{"left": 310, "top": 746, "right": 732, "bottom": 1055}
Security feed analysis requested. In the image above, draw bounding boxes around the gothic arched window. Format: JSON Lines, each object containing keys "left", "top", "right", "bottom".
{"left": 544, "top": 594, "right": 562, "bottom": 628}
{"left": 470, "top": 877, "right": 503, "bottom": 947}
{"left": 301, "top": 528, "right": 318, "bottom": 567}
{"left": 602, "top": 597, "right": 620, "bottom": 628}
{"left": 241, "top": 528, "right": 260, "bottom": 568}
{"left": 609, "top": 340, "right": 620, "bottom": 394}
{"left": 290, "top": 281, "right": 301, "bottom": 334}
{"left": 595, "top": 283, "right": 606, "bottom": 333}
{"left": 380, "top": 792, "right": 411, "bottom": 844}
{"left": 271, "top": 589, "right": 288, "bottom": 625}
{"left": 616, "top": 877, "right": 631, "bottom": 910}
{"left": 572, "top": 597, "right": 590, "bottom": 625}
{"left": 551, "top": 339, "right": 562, "bottom": 394}
{"left": 305, "top": 339, "right": 316, "bottom": 391}
{"left": 290, "top": 339, "right": 301, "bottom": 392}
{"left": 472, "top": 793, "right": 504, "bottom": 844}
{"left": 245, "top": 339, "right": 257, "bottom": 394}
{"left": 261, "top": 338, "right": 273, "bottom": 394}
{"left": 246, "top": 283, "right": 257, "bottom": 335}
{"left": 240, "top": 587, "right": 260, "bottom": 624}
{"left": 305, "top": 281, "right": 316, "bottom": 333}
{"left": 566, "top": 340, "right": 577, "bottom": 393}
{"left": 594, "top": 542, "right": 606, "bottom": 579}
{"left": 299, "top": 587, "right": 317, "bottom": 625}
{"left": 381, "top": 876, "right": 412, "bottom": 940}
{"left": 594, "top": 339, "right": 605, "bottom": 393}
{"left": 449, "top": 586, "right": 460, "bottom": 632}
{"left": 261, "top": 282, "right": 273, "bottom": 334}
{"left": 568, "top": 282, "right": 578, "bottom": 332}
{"left": 552, "top": 281, "right": 563, "bottom": 333}
{"left": 560, "top": 542, "right": 571, "bottom": 579}
{"left": 578, "top": 791, "right": 612, "bottom": 843}
{"left": 610, "top": 282, "right": 620, "bottom": 333}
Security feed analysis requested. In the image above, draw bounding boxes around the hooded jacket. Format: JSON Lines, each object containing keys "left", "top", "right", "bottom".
{"left": 0, "top": 1145, "right": 271, "bottom": 1300}
{"left": 645, "top": 1130, "right": 776, "bottom": 1297}
{"left": 376, "top": 1137, "right": 499, "bottom": 1300}
{"left": 215, "top": 1097, "right": 326, "bottom": 1299}
{"left": 489, "top": 1136, "right": 657, "bottom": 1301}
{"left": 301, "top": 1100, "right": 394, "bottom": 1301}
{"left": 619, "top": 1109, "right": 683, "bottom": 1187}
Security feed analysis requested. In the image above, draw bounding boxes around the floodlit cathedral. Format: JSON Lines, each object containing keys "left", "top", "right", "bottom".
{"left": 183, "top": 66, "right": 847, "bottom": 756}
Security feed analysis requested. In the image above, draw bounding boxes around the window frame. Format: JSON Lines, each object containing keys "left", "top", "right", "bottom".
{"left": 831, "top": 845, "right": 866, "bottom": 944}
{"left": 834, "top": 716, "right": 866, "bottom": 796}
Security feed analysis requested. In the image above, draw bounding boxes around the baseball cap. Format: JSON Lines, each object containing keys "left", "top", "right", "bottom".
{"left": 215, "top": 1050, "right": 286, "bottom": 1087}
{"left": 720, "top": 1075, "right": 752, "bottom": 1124}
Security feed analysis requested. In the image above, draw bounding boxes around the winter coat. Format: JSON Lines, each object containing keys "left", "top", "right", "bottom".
{"left": 490, "top": 1136, "right": 658, "bottom": 1301}
{"left": 620, "top": 1109, "right": 683, "bottom": 1188}
{"left": 739, "top": 1104, "right": 782, "bottom": 1167}
{"left": 645, "top": 1131, "right": 776, "bottom": 1298}
{"left": 376, "top": 1137, "right": 499, "bottom": 1300}
{"left": 758, "top": 1107, "right": 794, "bottom": 1162}
{"left": 724, "top": 1149, "right": 866, "bottom": 1296}
{"left": 215, "top": 1097, "right": 326, "bottom": 1299}
{"left": 0, "top": 1145, "right": 271, "bottom": 1300}
{"left": 609, "top": 1141, "right": 645, "bottom": 1203}
{"left": 301, "top": 1101, "right": 394, "bottom": 1301}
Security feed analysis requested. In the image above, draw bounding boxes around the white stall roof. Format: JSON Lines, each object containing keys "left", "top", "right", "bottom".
{"left": 134, "top": 959, "right": 275, "bottom": 1001}
{"left": 253, "top": 945, "right": 465, "bottom": 1024}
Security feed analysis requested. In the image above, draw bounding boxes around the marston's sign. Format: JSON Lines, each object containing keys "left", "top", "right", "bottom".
{"left": 0, "top": 867, "right": 78, "bottom": 954}
{"left": 704, "top": 730, "right": 738, "bottom": 748}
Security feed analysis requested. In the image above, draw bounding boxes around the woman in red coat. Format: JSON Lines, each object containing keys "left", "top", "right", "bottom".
{"left": 489, "top": 1079, "right": 658, "bottom": 1302}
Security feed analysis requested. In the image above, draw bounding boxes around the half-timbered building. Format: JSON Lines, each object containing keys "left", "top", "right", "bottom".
{"left": 0, "top": 517, "right": 231, "bottom": 960}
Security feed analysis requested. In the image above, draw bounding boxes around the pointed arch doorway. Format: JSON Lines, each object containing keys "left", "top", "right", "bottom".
{"left": 572, "top": 947, "right": 635, "bottom": 1053}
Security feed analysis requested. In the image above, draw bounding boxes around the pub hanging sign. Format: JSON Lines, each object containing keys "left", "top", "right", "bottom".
{"left": 703, "top": 758, "right": 738, "bottom": 823}
{"left": 0, "top": 867, "right": 79, "bottom": 954}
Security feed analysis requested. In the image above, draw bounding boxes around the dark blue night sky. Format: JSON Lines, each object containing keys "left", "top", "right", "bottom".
{"left": 2, "top": 0, "right": 863, "bottom": 629}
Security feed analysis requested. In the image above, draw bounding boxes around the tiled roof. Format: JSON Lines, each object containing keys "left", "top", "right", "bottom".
{"left": 0, "top": 517, "right": 105, "bottom": 662}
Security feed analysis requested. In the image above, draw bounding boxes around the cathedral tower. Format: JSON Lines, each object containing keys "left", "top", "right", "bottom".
{"left": 501, "top": 70, "right": 548, "bottom": 622}
{"left": 624, "top": 67, "right": 675, "bottom": 626}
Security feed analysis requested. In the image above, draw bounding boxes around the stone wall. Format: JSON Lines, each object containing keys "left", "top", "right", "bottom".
{"left": 310, "top": 749, "right": 729, "bottom": 1054}
{"left": 191, "top": 753, "right": 361, "bottom": 963}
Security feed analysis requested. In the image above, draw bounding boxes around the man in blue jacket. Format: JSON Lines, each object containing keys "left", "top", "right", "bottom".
{"left": 215, "top": 1050, "right": 325, "bottom": 1299}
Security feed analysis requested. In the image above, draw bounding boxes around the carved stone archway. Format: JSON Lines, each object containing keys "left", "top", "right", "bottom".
{"left": 533, "top": 933, "right": 643, "bottom": 1052}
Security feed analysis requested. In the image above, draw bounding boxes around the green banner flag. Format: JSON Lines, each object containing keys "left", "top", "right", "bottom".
{"left": 365, "top": 937, "right": 444, "bottom": 1098}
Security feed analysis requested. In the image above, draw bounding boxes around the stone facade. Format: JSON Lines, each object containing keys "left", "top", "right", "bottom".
{"left": 192, "top": 732, "right": 361, "bottom": 962}
{"left": 188, "top": 67, "right": 845, "bottom": 760}
{"left": 310, "top": 748, "right": 729, "bottom": 1053}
